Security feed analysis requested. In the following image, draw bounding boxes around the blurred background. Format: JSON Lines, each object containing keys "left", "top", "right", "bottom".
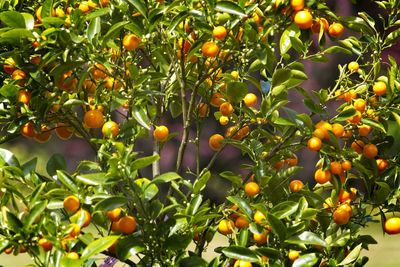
{"left": 1, "top": 0, "right": 400, "bottom": 265}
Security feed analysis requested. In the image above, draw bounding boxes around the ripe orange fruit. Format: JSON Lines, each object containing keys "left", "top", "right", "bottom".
{"left": 331, "top": 123, "right": 344, "bottom": 138}
{"left": 353, "top": 98, "right": 366, "bottom": 112}
{"left": 373, "top": 81, "right": 387, "bottom": 96}
{"left": 119, "top": 216, "right": 137, "bottom": 234}
{"left": 289, "top": 180, "right": 304, "bottom": 193}
{"left": 91, "top": 63, "right": 107, "bottom": 79}
{"left": 290, "top": 0, "right": 304, "bottom": 11}
{"left": 253, "top": 231, "right": 268, "bottom": 245}
{"left": 56, "top": 123, "right": 73, "bottom": 140}
{"left": 123, "top": 34, "right": 141, "bottom": 50}
{"left": 338, "top": 189, "right": 351, "bottom": 203}
{"left": 104, "top": 77, "right": 122, "bottom": 90}
{"left": 253, "top": 210, "right": 266, "bottom": 224}
{"left": 197, "top": 103, "right": 209, "bottom": 118}
{"left": 68, "top": 223, "right": 81, "bottom": 237}
{"left": 201, "top": 41, "right": 220, "bottom": 57}
{"left": 21, "top": 122, "right": 36, "bottom": 138}
{"left": 66, "top": 252, "right": 80, "bottom": 260}
{"left": 313, "top": 128, "right": 325, "bottom": 140}
{"left": 111, "top": 220, "right": 121, "bottom": 232}
{"left": 83, "top": 79, "right": 96, "bottom": 94}
{"left": 73, "top": 209, "right": 91, "bottom": 228}
{"left": 347, "top": 110, "right": 362, "bottom": 124}
{"left": 348, "top": 61, "right": 359, "bottom": 72}
{"left": 351, "top": 140, "right": 365, "bottom": 154}
{"left": 34, "top": 125, "right": 52, "bottom": 143}
{"left": 307, "top": 137, "right": 322, "bottom": 151}
{"left": 30, "top": 54, "right": 41, "bottom": 65}
{"left": 314, "top": 168, "right": 331, "bottom": 184}
{"left": 328, "top": 22, "right": 345, "bottom": 38}
{"left": 84, "top": 109, "right": 104, "bottom": 128}
{"left": 243, "top": 93, "right": 257, "bottom": 107}
{"left": 102, "top": 120, "right": 120, "bottom": 138}
{"left": 358, "top": 124, "right": 372, "bottom": 137}
{"left": 344, "top": 90, "right": 357, "bottom": 102}
{"left": 106, "top": 208, "right": 122, "bottom": 222}
{"left": 330, "top": 161, "right": 342, "bottom": 175}
{"left": 213, "top": 26, "right": 227, "bottom": 40}
{"left": 4, "top": 247, "right": 13, "bottom": 254}
{"left": 244, "top": 182, "right": 260, "bottom": 197}
{"left": 210, "top": 92, "right": 224, "bottom": 107}
{"left": 311, "top": 17, "right": 329, "bottom": 33}
{"left": 341, "top": 160, "right": 352, "bottom": 171}
{"left": 294, "top": 10, "right": 313, "bottom": 30}
{"left": 209, "top": 134, "right": 224, "bottom": 151}
{"left": 235, "top": 216, "right": 249, "bottom": 229}
{"left": 38, "top": 238, "right": 53, "bottom": 252}
{"left": 57, "top": 70, "right": 77, "bottom": 91}
{"left": 3, "top": 57, "right": 16, "bottom": 74}
{"left": 237, "top": 125, "right": 250, "bottom": 139}
{"left": 218, "top": 219, "right": 235, "bottom": 235}
{"left": 286, "top": 155, "right": 298, "bottom": 166}
{"left": 333, "top": 204, "right": 352, "bottom": 225}
{"left": 376, "top": 158, "right": 389, "bottom": 171}
{"left": 234, "top": 260, "right": 252, "bottom": 267}
{"left": 12, "top": 69, "right": 26, "bottom": 81}
{"left": 153, "top": 125, "right": 169, "bottom": 142}
{"left": 18, "top": 90, "right": 31, "bottom": 104}
{"left": 363, "top": 143, "right": 378, "bottom": 159}
{"left": 384, "top": 217, "right": 400, "bottom": 234}
{"left": 288, "top": 250, "right": 300, "bottom": 261}
{"left": 219, "top": 116, "right": 229, "bottom": 125}
{"left": 220, "top": 102, "right": 234, "bottom": 116}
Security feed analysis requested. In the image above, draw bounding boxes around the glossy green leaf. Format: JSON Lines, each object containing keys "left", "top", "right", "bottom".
{"left": 87, "top": 17, "right": 101, "bottom": 42}
{"left": 256, "top": 247, "right": 282, "bottom": 259}
{"left": 25, "top": 200, "right": 47, "bottom": 226}
{"left": 127, "top": 0, "right": 148, "bottom": 19}
{"left": 6, "top": 211, "right": 23, "bottom": 232}
{"left": 193, "top": 171, "right": 211, "bottom": 194}
{"left": 76, "top": 172, "right": 108, "bottom": 185}
{"left": 333, "top": 107, "right": 357, "bottom": 122}
{"left": 94, "top": 196, "right": 128, "bottom": 211}
{"left": 131, "top": 154, "right": 160, "bottom": 170}
{"left": 56, "top": 170, "right": 78, "bottom": 193}
{"left": 271, "top": 201, "right": 299, "bottom": 219}
{"left": 47, "top": 153, "right": 67, "bottom": 176}
{"left": 117, "top": 237, "right": 145, "bottom": 261}
{"left": 81, "top": 236, "right": 120, "bottom": 260}
{"left": 219, "top": 171, "right": 243, "bottom": 187}
{"left": 0, "top": 11, "right": 25, "bottom": 28}
{"left": 0, "top": 148, "right": 19, "bottom": 166}
{"left": 151, "top": 172, "right": 181, "bottom": 184}
{"left": 338, "top": 244, "right": 362, "bottom": 265}
{"left": 132, "top": 106, "right": 151, "bottom": 130}
{"left": 227, "top": 196, "right": 252, "bottom": 219}
{"left": 324, "top": 46, "right": 352, "bottom": 55}
{"left": 292, "top": 253, "right": 318, "bottom": 267}
{"left": 227, "top": 82, "right": 248, "bottom": 103}
{"left": 267, "top": 213, "right": 286, "bottom": 242}
{"left": 280, "top": 24, "right": 300, "bottom": 54}
{"left": 286, "top": 231, "right": 327, "bottom": 247}
{"left": 215, "top": 1, "right": 246, "bottom": 17}
{"left": 222, "top": 246, "right": 258, "bottom": 262}
{"left": 179, "top": 256, "right": 208, "bottom": 267}
{"left": 361, "top": 118, "right": 386, "bottom": 133}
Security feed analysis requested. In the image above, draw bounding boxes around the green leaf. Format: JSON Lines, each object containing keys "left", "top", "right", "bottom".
{"left": 94, "top": 196, "right": 128, "bottom": 211}
{"left": 25, "top": 200, "right": 47, "bottom": 226}
{"left": 47, "top": 154, "right": 67, "bottom": 176}
{"left": 227, "top": 196, "right": 252, "bottom": 219}
{"left": 6, "top": 211, "right": 23, "bottom": 232}
{"left": 42, "top": 0, "right": 54, "bottom": 18}
{"left": 333, "top": 107, "right": 357, "bottom": 122}
{"left": 267, "top": 213, "right": 286, "bottom": 242}
{"left": 272, "top": 69, "right": 291, "bottom": 88}
{"left": 215, "top": 1, "right": 246, "bottom": 17}
{"left": 151, "top": 172, "right": 182, "bottom": 184}
{"left": 0, "top": 148, "right": 19, "bottom": 166}
{"left": 102, "top": 21, "right": 130, "bottom": 45}
{"left": 0, "top": 11, "right": 25, "bottom": 28}
{"left": 136, "top": 178, "right": 159, "bottom": 201}
{"left": 188, "top": 194, "right": 202, "bottom": 215}
{"left": 0, "top": 84, "right": 19, "bottom": 98}
{"left": 0, "top": 29, "right": 34, "bottom": 44}
{"left": 193, "top": 171, "right": 211, "bottom": 194}
{"left": 86, "top": 7, "right": 111, "bottom": 20}
{"left": 87, "top": 17, "right": 101, "bottom": 42}
{"left": 132, "top": 106, "right": 151, "bottom": 130}
{"left": 227, "top": 82, "right": 248, "bottom": 103}
{"left": 76, "top": 172, "right": 108, "bottom": 185}
{"left": 238, "top": 228, "right": 249, "bottom": 247}
{"left": 286, "top": 231, "right": 327, "bottom": 247}
{"left": 131, "top": 154, "right": 160, "bottom": 170}
{"left": 361, "top": 118, "right": 386, "bottom": 133}
{"left": 165, "top": 233, "right": 192, "bottom": 251}
{"left": 127, "top": 0, "right": 148, "bottom": 19}
{"left": 81, "top": 236, "right": 120, "bottom": 261}
{"left": 63, "top": 99, "right": 85, "bottom": 107}
{"left": 292, "top": 253, "right": 318, "bottom": 267}
{"left": 222, "top": 246, "right": 258, "bottom": 262}
{"left": 271, "top": 201, "right": 299, "bottom": 219}
{"left": 179, "top": 256, "right": 208, "bottom": 267}
{"left": 280, "top": 24, "right": 300, "bottom": 54}
{"left": 219, "top": 171, "right": 242, "bottom": 187}
{"left": 116, "top": 236, "right": 145, "bottom": 261}
{"left": 324, "top": 46, "right": 352, "bottom": 55}
{"left": 338, "top": 244, "right": 362, "bottom": 265}
{"left": 386, "top": 28, "right": 400, "bottom": 46}
{"left": 21, "top": 13, "right": 34, "bottom": 29}
{"left": 56, "top": 170, "right": 78, "bottom": 193}
{"left": 256, "top": 247, "right": 281, "bottom": 259}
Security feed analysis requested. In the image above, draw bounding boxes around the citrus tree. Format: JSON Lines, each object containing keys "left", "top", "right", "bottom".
{"left": 1, "top": 0, "right": 400, "bottom": 266}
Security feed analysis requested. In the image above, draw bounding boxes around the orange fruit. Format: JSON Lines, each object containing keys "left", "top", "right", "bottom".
{"left": 106, "top": 208, "right": 122, "bottom": 222}
{"left": 253, "top": 231, "right": 268, "bottom": 245}
{"left": 289, "top": 179, "right": 304, "bottom": 193}
{"left": 288, "top": 250, "right": 300, "bottom": 261}
{"left": 243, "top": 93, "right": 257, "bottom": 107}
{"left": 34, "top": 125, "right": 52, "bottom": 143}
{"left": 3, "top": 57, "right": 16, "bottom": 74}
{"left": 73, "top": 209, "right": 91, "bottom": 228}
{"left": 363, "top": 143, "right": 378, "bottom": 159}
{"left": 329, "top": 161, "right": 342, "bottom": 175}
{"left": 342, "top": 129, "right": 353, "bottom": 139}
{"left": 197, "top": 103, "right": 210, "bottom": 118}
{"left": 219, "top": 102, "right": 234, "bottom": 116}
{"left": 344, "top": 90, "right": 357, "bottom": 102}
{"left": 244, "top": 182, "right": 260, "bottom": 197}
{"left": 30, "top": 54, "right": 41, "bottom": 65}
{"left": 201, "top": 41, "right": 220, "bottom": 57}
{"left": 347, "top": 110, "right": 361, "bottom": 124}
{"left": 209, "top": 134, "right": 224, "bottom": 151}
{"left": 4, "top": 247, "right": 13, "bottom": 254}
{"left": 313, "top": 128, "right": 325, "bottom": 139}
{"left": 348, "top": 61, "right": 359, "bottom": 72}
{"left": 213, "top": 26, "right": 227, "bottom": 40}
{"left": 235, "top": 216, "right": 250, "bottom": 229}
{"left": 57, "top": 70, "right": 77, "bottom": 91}
{"left": 314, "top": 168, "right": 331, "bottom": 184}
{"left": 84, "top": 109, "right": 104, "bottom": 128}
{"left": 102, "top": 120, "right": 120, "bottom": 138}
{"left": 333, "top": 204, "right": 352, "bottom": 225}
{"left": 78, "top": 1, "right": 90, "bottom": 13}
{"left": 376, "top": 158, "right": 389, "bottom": 171}
{"left": 119, "top": 216, "right": 137, "bottom": 234}
{"left": 237, "top": 125, "right": 250, "bottom": 139}
{"left": 18, "top": 90, "right": 31, "bottom": 104}
{"left": 328, "top": 22, "right": 345, "bottom": 38}
{"left": 341, "top": 160, "right": 352, "bottom": 171}
{"left": 358, "top": 124, "right": 372, "bottom": 137}
{"left": 219, "top": 116, "right": 229, "bottom": 125}
{"left": 290, "top": 0, "right": 304, "bottom": 11}
{"left": 286, "top": 155, "right": 298, "bottom": 166}
{"left": 384, "top": 217, "right": 400, "bottom": 235}
{"left": 91, "top": 63, "right": 107, "bottom": 79}
{"left": 294, "top": 10, "right": 313, "bottom": 30}
{"left": 338, "top": 189, "right": 351, "bottom": 203}
{"left": 66, "top": 252, "right": 80, "bottom": 260}
{"left": 311, "top": 17, "right": 329, "bottom": 33}
{"left": 218, "top": 219, "right": 235, "bottom": 235}
{"left": 307, "top": 137, "right": 322, "bottom": 151}
{"left": 273, "top": 160, "right": 285, "bottom": 170}
{"left": 21, "top": 122, "right": 36, "bottom": 138}
{"left": 253, "top": 210, "right": 266, "bottom": 224}
{"left": 153, "top": 125, "right": 169, "bottom": 142}
{"left": 67, "top": 223, "right": 81, "bottom": 237}
{"left": 210, "top": 92, "right": 224, "bottom": 107}
{"left": 104, "top": 77, "right": 122, "bottom": 90}
{"left": 111, "top": 220, "right": 121, "bottom": 232}
{"left": 373, "top": 81, "right": 387, "bottom": 96}
{"left": 38, "top": 238, "right": 53, "bottom": 252}
{"left": 351, "top": 140, "right": 365, "bottom": 154}
{"left": 353, "top": 99, "right": 366, "bottom": 112}
{"left": 123, "top": 34, "right": 141, "bottom": 50}
{"left": 11, "top": 69, "right": 26, "bottom": 80}
{"left": 331, "top": 123, "right": 344, "bottom": 138}
{"left": 56, "top": 123, "right": 73, "bottom": 140}
{"left": 234, "top": 260, "right": 252, "bottom": 267}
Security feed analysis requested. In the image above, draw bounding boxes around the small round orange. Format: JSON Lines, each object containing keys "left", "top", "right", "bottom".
{"left": 286, "top": 155, "right": 298, "bottom": 166}
{"left": 213, "top": 26, "right": 227, "bottom": 40}
{"left": 353, "top": 98, "right": 366, "bottom": 112}
{"left": 333, "top": 204, "right": 352, "bottom": 225}
{"left": 68, "top": 223, "right": 81, "bottom": 237}
{"left": 74, "top": 209, "right": 92, "bottom": 228}
{"left": 348, "top": 61, "right": 359, "bottom": 73}
{"left": 376, "top": 158, "right": 389, "bottom": 171}
{"left": 331, "top": 123, "right": 344, "bottom": 138}
{"left": 363, "top": 143, "right": 378, "bottom": 159}
{"left": 102, "top": 121, "right": 120, "bottom": 138}
{"left": 253, "top": 210, "right": 266, "bottom": 224}
{"left": 314, "top": 168, "right": 331, "bottom": 184}
{"left": 106, "top": 208, "right": 122, "bottom": 222}
{"left": 64, "top": 195, "right": 80, "bottom": 213}
{"left": 119, "top": 216, "right": 137, "bottom": 234}
{"left": 313, "top": 128, "right": 325, "bottom": 140}
{"left": 341, "top": 160, "right": 352, "bottom": 171}
{"left": 243, "top": 93, "right": 257, "bottom": 107}
{"left": 220, "top": 102, "right": 234, "bottom": 116}
{"left": 34, "top": 125, "right": 52, "bottom": 143}
{"left": 209, "top": 134, "right": 224, "bottom": 151}
{"left": 329, "top": 22, "right": 345, "bottom": 38}
{"left": 219, "top": 116, "right": 229, "bottom": 125}
{"left": 18, "top": 90, "right": 31, "bottom": 104}
{"left": 11, "top": 69, "right": 26, "bottom": 80}
{"left": 234, "top": 260, "right": 252, "bottom": 267}
{"left": 201, "top": 41, "right": 220, "bottom": 57}
{"left": 153, "top": 125, "right": 169, "bottom": 142}
{"left": 294, "top": 10, "right": 313, "bottom": 30}
{"left": 84, "top": 109, "right": 104, "bottom": 129}
{"left": 210, "top": 92, "right": 224, "bottom": 107}
{"left": 21, "top": 122, "right": 36, "bottom": 138}
{"left": 218, "top": 219, "right": 235, "bottom": 235}
{"left": 56, "top": 123, "right": 73, "bottom": 140}
{"left": 197, "top": 103, "right": 210, "bottom": 118}
{"left": 288, "top": 250, "right": 300, "bottom": 261}
{"left": 235, "top": 216, "right": 249, "bottom": 229}
{"left": 358, "top": 124, "right": 372, "bottom": 137}
{"left": 384, "top": 217, "right": 400, "bottom": 235}
{"left": 289, "top": 180, "right": 304, "bottom": 193}
{"left": 253, "top": 231, "right": 268, "bottom": 245}
{"left": 66, "top": 252, "right": 80, "bottom": 260}
{"left": 38, "top": 238, "right": 53, "bottom": 252}
{"left": 290, "top": 0, "right": 304, "bottom": 11}
{"left": 123, "top": 34, "right": 141, "bottom": 51}
{"left": 311, "top": 17, "right": 329, "bottom": 33}
{"left": 351, "top": 140, "right": 365, "bottom": 154}
{"left": 244, "top": 182, "right": 260, "bottom": 197}
{"left": 330, "top": 161, "right": 342, "bottom": 175}
{"left": 373, "top": 81, "right": 387, "bottom": 96}
{"left": 307, "top": 137, "right": 322, "bottom": 151}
